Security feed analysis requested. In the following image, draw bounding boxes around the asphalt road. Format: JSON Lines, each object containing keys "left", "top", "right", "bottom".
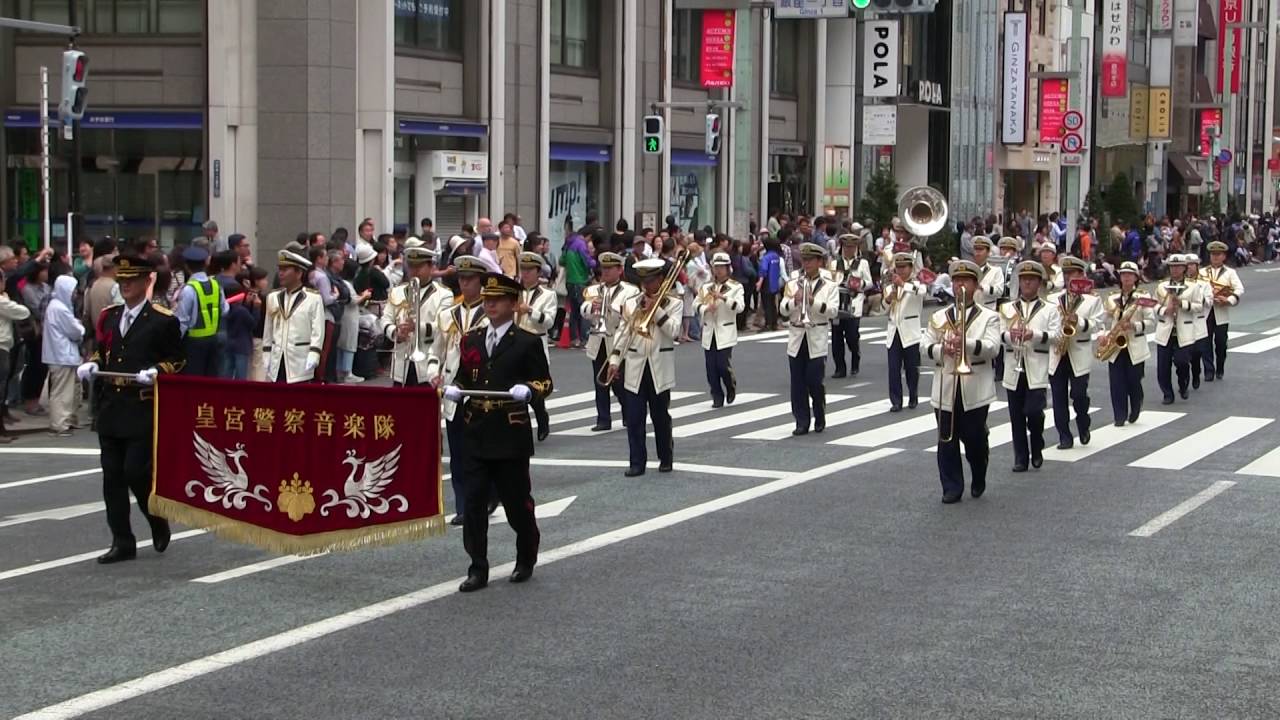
{"left": 5, "top": 264, "right": 1280, "bottom": 719}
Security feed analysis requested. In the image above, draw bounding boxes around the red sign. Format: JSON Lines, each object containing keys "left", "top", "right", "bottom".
{"left": 1199, "top": 108, "right": 1222, "bottom": 155}
{"left": 151, "top": 377, "right": 445, "bottom": 555}
{"left": 700, "top": 10, "right": 735, "bottom": 89}
{"left": 1270, "top": 157, "right": 1280, "bottom": 172}
{"left": 1039, "top": 79, "right": 1070, "bottom": 143}
{"left": 1218, "top": 0, "right": 1243, "bottom": 93}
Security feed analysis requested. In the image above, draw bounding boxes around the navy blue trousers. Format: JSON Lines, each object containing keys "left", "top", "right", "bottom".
{"left": 1204, "top": 309, "right": 1229, "bottom": 376}
{"left": 1007, "top": 374, "right": 1046, "bottom": 467}
{"left": 1156, "top": 338, "right": 1190, "bottom": 400}
{"left": 445, "top": 417, "right": 469, "bottom": 516}
{"left": 936, "top": 393, "right": 989, "bottom": 498}
{"left": 622, "top": 366, "right": 672, "bottom": 469}
{"left": 1108, "top": 351, "right": 1144, "bottom": 424}
{"left": 789, "top": 343, "right": 826, "bottom": 430}
{"left": 703, "top": 337, "right": 735, "bottom": 403}
{"left": 1049, "top": 361, "right": 1091, "bottom": 443}
{"left": 591, "top": 346, "right": 626, "bottom": 427}
{"left": 886, "top": 335, "right": 920, "bottom": 409}
{"left": 830, "top": 316, "right": 861, "bottom": 374}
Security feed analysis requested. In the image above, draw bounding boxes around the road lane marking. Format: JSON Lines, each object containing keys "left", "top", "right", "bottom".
{"left": 0, "top": 448, "right": 100, "bottom": 456}
{"left": 735, "top": 398, "right": 895, "bottom": 441}
{"left": 0, "top": 530, "right": 208, "bottom": 583}
{"left": 672, "top": 395, "right": 853, "bottom": 438}
{"left": 548, "top": 391, "right": 699, "bottom": 426}
{"left": 555, "top": 393, "right": 774, "bottom": 436}
{"left": 12, "top": 447, "right": 902, "bottom": 720}
{"left": 1039, "top": 411, "right": 1183, "bottom": 462}
{"left": 940, "top": 407, "right": 1099, "bottom": 452}
{"left": 0, "top": 499, "right": 133, "bottom": 529}
{"left": 1129, "top": 416, "right": 1273, "bottom": 470}
{"left": 834, "top": 402, "right": 1009, "bottom": 448}
{"left": 527, "top": 458, "right": 790, "bottom": 479}
{"left": 1228, "top": 334, "right": 1280, "bottom": 354}
{"left": 1236, "top": 444, "right": 1280, "bottom": 477}
{"left": 736, "top": 330, "right": 789, "bottom": 343}
{"left": 0, "top": 468, "right": 99, "bottom": 491}
{"left": 1128, "top": 481, "right": 1236, "bottom": 537}
{"left": 543, "top": 390, "right": 598, "bottom": 409}
{"left": 190, "top": 554, "right": 320, "bottom": 584}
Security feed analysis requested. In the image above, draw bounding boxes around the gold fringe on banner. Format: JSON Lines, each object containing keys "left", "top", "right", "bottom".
{"left": 149, "top": 495, "right": 446, "bottom": 556}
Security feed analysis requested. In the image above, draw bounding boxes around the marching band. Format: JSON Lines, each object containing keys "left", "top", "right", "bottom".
{"left": 780, "top": 244, "right": 840, "bottom": 435}
{"left": 694, "top": 252, "right": 744, "bottom": 408}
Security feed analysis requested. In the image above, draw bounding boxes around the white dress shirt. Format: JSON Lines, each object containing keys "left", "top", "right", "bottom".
{"left": 487, "top": 319, "right": 513, "bottom": 354}
{"left": 119, "top": 300, "right": 147, "bottom": 336}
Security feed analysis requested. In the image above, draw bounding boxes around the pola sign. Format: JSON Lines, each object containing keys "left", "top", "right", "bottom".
{"left": 862, "top": 20, "right": 899, "bottom": 98}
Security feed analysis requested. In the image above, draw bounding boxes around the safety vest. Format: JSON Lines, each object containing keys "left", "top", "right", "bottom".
{"left": 186, "top": 278, "right": 222, "bottom": 339}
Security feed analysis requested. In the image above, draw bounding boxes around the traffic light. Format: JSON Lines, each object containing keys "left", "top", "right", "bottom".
{"left": 850, "top": 0, "right": 937, "bottom": 12}
{"left": 704, "top": 113, "right": 722, "bottom": 156}
{"left": 58, "top": 49, "right": 89, "bottom": 122}
{"left": 642, "top": 114, "right": 664, "bottom": 155}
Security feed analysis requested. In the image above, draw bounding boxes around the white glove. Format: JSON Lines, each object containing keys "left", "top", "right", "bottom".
{"left": 442, "top": 385, "right": 463, "bottom": 402}
{"left": 304, "top": 355, "right": 319, "bottom": 374}
{"left": 135, "top": 368, "right": 158, "bottom": 386}
{"left": 509, "top": 384, "right": 532, "bottom": 402}
{"left": 76, "top": 362, "right": 99, "bottom": 382}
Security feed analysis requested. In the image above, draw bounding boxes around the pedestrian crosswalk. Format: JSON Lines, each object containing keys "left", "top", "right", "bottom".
{"left": 535, "top": 384, "right": 1280, "bottom": 479}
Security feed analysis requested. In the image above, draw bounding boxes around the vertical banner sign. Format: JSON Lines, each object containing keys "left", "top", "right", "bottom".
{"left": 1039, "top": 78, "right": 1069, "bottom": 143}
{"left": 1154, "top": 0, "right": 1174, "bottom": 30}
{"left": 1101, "top": 0, "right": 1128, "bottom": 97}
{"left": 823, "top": 146, "right": 851, "bottom": 207}
{"left": 1218, "top": 0, "right": 1242, "bottom": 93}
{"left": 1174, "top": 0, "right": 1198, "bottom": 47}
{"left": 1148, "top": 88, "right": 1172, "bottom": 138}
{"left": 1199, "top": 108, "right": 1223, "bottom": 155}
{"left": 1001, "top": 13, "right": 1028, "bottom": 145}
{"left": 862, "top": 20, "right": 899, "bottom": 98}
{"left": 1129, "top": 85, "right": 1149, "bottom": 141}
{"left": 700, "top": 10, "right": 735, "bottom": 89}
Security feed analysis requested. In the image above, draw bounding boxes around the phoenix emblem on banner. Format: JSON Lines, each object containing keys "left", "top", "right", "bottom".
{"left": 187, "top": 432, "right": 274, "bottom": 511}
{"left": 319, "top": 446, "right": 408, "bottom": 518}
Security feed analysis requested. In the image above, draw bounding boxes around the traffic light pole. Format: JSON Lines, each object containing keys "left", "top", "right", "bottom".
{"left": 67, "top": 0, "right": 81, "bottom": 241}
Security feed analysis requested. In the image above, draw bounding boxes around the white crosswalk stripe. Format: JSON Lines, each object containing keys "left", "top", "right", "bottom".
{"left": 1236, "top": 444, "right": 1280, "bottom": 478}
{"left": 555, "top": 393, "right": 774, "bottom": 436}
{"left": 1040, "top": 410, "right": 1183, "bottom": 462}
{"left": 836, "top": 402, "right": 1009, "bottom": 448}
{"left": 674, "top": 395, "right": 853, "bottom": 438}
{"left": 736, "top": 398, "right": 896, "bottom": 440}
{"left": 981, "top": 407, "right": 1100, "bottom": 450}
{"left": 1129, "top": 416, "right": 1273, "bottom": 470}
{"left": 1228, "top": 334, "right": 1280, "bottom": 354}
{"left": 549, "top": 391, "right": 699, "bottom": 426}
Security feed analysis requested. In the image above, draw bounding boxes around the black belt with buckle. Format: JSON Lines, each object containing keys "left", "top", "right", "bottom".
{"left": 467, "top": 398, "right": 523, "bottom": 413}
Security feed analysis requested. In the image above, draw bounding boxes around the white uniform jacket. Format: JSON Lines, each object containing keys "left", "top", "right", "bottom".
{"left": 829, "top": 255, "right": 873, "bottom": 319}
{"left": 694, "top": 279, "right": 745, "bottom": 350}
{"left": 518, "top": 284, "right": 559, "bottom": 361}
{"left": 1000, "top": 298, "right": 1060, "bottom": 390}
{"left": 923, "top": 303, "right": 1002, "bottom": 412}
{"left": 1188, "top": 278, "right": 1211, "bottom": 340}
{"left": 1154, "top": 280, "right": 1205, "bottom": 347}
{"left": 779, "top": 274, "right": 840, "bottom": 358}
{"left": 1044, "top": 264, "right": 1064, "bottom": 294}
{"left": 976, "top": 263, "right": 1007, "bottom": 312}
{"left": 608, "top": 293, "right": 683, "bottom": 394}
{"left": 582, "top": 281, "right": 639, "bottom": 360}
{"left": 263, "top": 287, "right": 326, "bottom": 384}
{"left": 427, "top": 300, "right": 488, "bottom": 421}
{"left": 1102, "top": 291, "right": 1155, "bottom": 364}
{"left": 378, "top": 280, "right": 454, "bottom": 385}
{"left": 884, "top": 279, "right": 928, "bottom": 348}
{"left": 1201, "top": 265, "right": 1245, "bottom": 325}
{"left": 1048, "top": 291, "right": 1104, "bottom": 376}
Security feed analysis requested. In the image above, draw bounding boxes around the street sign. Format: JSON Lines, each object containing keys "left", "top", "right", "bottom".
{"left": 1218, "top": 149, "right": 1233, "bottom": 165}
{"left": 774, "top": 0, "right": 847, "bottom": 17}
{"left": 1269, "top": 157, "right": 1280, "bottom": 173}
{"left": 1061, "top": 153, "right": 1083, "bottom": 166}
{"left": 1061, "top": 132, "right": 1084, "bottom": 153}
{"left": 1063, "top": 110, "right": 1084, "bottom": 131}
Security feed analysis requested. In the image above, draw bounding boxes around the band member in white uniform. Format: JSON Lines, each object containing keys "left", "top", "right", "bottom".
{"left": 1038, "top": 243, "right": 1064, "bottom": 294}
{"left": 973, "top": 236, "right": 1007, "bottom": 379}
{"left": 923, "top": 260, "right": 1002, "bottom": 503}
{"left": 607, "top": 258, "right": 682, "bottom": 477}
{"left": 829, "top": 233, "right": 872, "bottom": 378}
{"left": 1154, "top": 254, "right": 1204, "bottom": 404}
{"left": 517, "top": 251, "right": 558, "bottom": 440}
{"left": 1001, "top": 261, "right": 1060, "bottom": 472}
{"left": 379, "top": 240, "right": 453, "bottom": 387}
{"left": 1100, "top": 262, "right": 1155, "bottom": 426}
{"left": 1201, "top": 240, "right": 1244, "bottom": 380}
{"left": 779, "top": 243, "right": 839, "bottom": 435}
{"left": 883, "top": 251, "right": 927, "bottom": 412}
{"left": 1047, "top": 256, "right": 1103, "bottom": 449}
{"left": 694, "top": 252, "right": 744, "bottom": 408}
{"left": 263, "top": 249, "right": 326, "bottom": 384}
{"left": 583, "top": 252, "right": 638, "bottom": 431}
{"left": 1183, "top": 254, "right": 1211, "bottom": 389}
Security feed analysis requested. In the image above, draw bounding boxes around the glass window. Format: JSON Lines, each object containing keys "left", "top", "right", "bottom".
{"left": 18, "top": 0, "right": 199, "bottom": 34}
{"left": 673, "top": 9, "right": 701, "bottom": 84}
{"left": 773, "top": 19, "right": 799, "bottom": 97}
{"left": 550, "top": 0, "right": 599, "bottom": 70}
{"left": 394, "top": 0, "right": 464, "bottom": 54}
{"left": 1129, "top": 0, "right": 1148, "bottom": 63}
{"left": 158, "top": 0, "right": 202, "bottom": 33}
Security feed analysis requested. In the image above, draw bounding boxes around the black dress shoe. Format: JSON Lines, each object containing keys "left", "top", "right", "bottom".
{"left": 624, "top": 467, "right": 645, "bottom": 477}
{"left": 792, "top": 427, "right": 809, "bottom": 436}
{"left": 590, "top": 423, "right": 611, "bottom": 432}
{"left": 1191, "top": 376, "right": 1201, "bottom": 389}
{"left": 458, "top": 573, "right": 488, "bottom": 593}
{"left": 1079, "top": 427, "right": 1091, "bottom": 446}
{"left": 1204, "top": 373, "right": 1215, "bottom": 383}
{"left": 813, "top": 420, "right": 825, "bottom": 433}
{"left": 971, "top": 482, "right": 986, "bottom": 498}
{"left": 1162, "top": 395, "right": 1175, "bottom": 405}
{"left": 889, "top": 406, "right": 902, "bottom": 413}
{"left": 509, "top": 565, "right": 533, "bottom": 583}
{"left": 712, "top": 399, "right": 724, "bottom": 409}
{"left": 96, "top": 545, "right": 137, "bottom": 564}
{"left": 726, "top": 385, "right": 736, "bottom": 404}
{"left": 488, "top": 499, "right": 500, "bottom": 515}
{"left": 907, "top": 400, "right": 918, "bottom": 409}
{"left": 1031, "top": 451, "right": 1043, "bottom": 469}
{"left": 1057, "top": 439, "right": 1073, "bottom": 450}
{"left": 449, "top": 515, "right": 464, "bottom": 526}
{"left": 941, "top": 494, "right": 962, "bottom": 504}
{"left": 150, "top": 520, "right": 171, "bottom": 553}
{"left": 537, "top": 426, "right": 550, "bottom": 442}
{"left": 1128, "top": 409, "right": 1141, "bottom": 423}
{"left": 1179, "top": 388, "right": 1189, "bottom": 400}
{"left": 657, "top": 463, "right": 673, "bottom": 473}
{"left": 1012, "top": 463, "right": 1028, "bottom": 473}
{"left": 1113, "top": 420, "right": 1125, "bottom": 427}
{"left": 1215, "top": 371, "right": 1224, "bottom": 380}
{"left": 850, "top": 368, "right": 859, "bottom": 377}
{"left": 832, "top": 371, "right": 847, "bottom": 379}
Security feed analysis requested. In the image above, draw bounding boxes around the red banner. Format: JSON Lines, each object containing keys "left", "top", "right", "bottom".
{"left": 1200, "top": 108, "right": 1222, "bottom": 155}
{"left": 1039, "top": 78, "right": 1070, "bottom": 143}
{"left": 150, "top": 376, "right": 444, "bottom": 555}
{"left": 1218, "top": 0, "right": 1242, "bottom": 93}
{"left": 700, "top": 10, "right": 735, "bottom": 89}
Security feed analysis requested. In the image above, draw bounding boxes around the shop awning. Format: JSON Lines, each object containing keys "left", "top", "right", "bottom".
{"left": 397, "top": 119, "right": 487, "bottom": 137}
{"left": 3, "top": 109, "right": 202, "bottom": 129}
{"left": 550, "top": 143, "right": 611, "bottom": 163}
{"left": 671, "top": 150, "right": 719, "bottom": 167}
{"left": 1168, "top": 153, "right": 1204, "bottom": 187}
{"left": 439, "top": 179, "right": 487, "bottom": 195}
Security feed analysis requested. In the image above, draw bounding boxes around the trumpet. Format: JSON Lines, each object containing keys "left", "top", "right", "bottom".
{"left": 398, "top": 277, "right": 427, "bottom": 363}
{"left": 597, "top": 249, "right": 689, "bottom": 386}
{"left": 1162, "top": 281, "right": 1186, "bottom": 318}
{"left": 1008, "top": 303, "right": 1027, "bottom": 374}
{"left": 938, "top": 286, "right": 972, "bottom": 444}
{"left": 698, "top": 283, "right": 725, "bottom": 308}
{"left": 584, "top": 284, "right": 610, "bottom": 336}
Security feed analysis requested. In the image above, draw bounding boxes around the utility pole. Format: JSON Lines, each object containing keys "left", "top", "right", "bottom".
{"left": 1063, "top": 0, "right": 1085, "bottom": 241}
{"left": 1221, "top": 20, "right": 1268, "bottom": 215}
{"left": 67, "top": 0, "right": 81, "bottom": 240}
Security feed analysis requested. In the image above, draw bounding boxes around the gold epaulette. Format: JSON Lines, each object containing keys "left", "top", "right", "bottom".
{"left": 150, "top": 303, "right": 174, "bottom": 316}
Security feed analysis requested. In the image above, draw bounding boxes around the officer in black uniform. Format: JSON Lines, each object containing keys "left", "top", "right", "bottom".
{"left": 443, "top": 272, "right": 554, "bottom": 593}
{"left": 77, "top": 255, "right": 185, "bottom": 564}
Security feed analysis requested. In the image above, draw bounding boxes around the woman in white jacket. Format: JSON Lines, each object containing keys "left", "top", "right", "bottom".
{"left": 41, "top": 275, "right": 85, "bottom": 436}
{"left": 0, "top": 280, "right": 32, "bottom": 442}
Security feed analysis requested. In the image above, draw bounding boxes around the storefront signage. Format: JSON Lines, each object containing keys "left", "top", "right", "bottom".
{"left": 212, "top": 160, "right": 221, "bottom": 199}
{"left": 1154, "top": 0, "right": 1174, "bottom": 30}
{"left": 862, "top": 20, "right": 899, "bottom": 99}
{"left": 862, "top": 105, "right": 897, "bottom": 146}
{"left": 1101, "top": 0, "right": 1128, "bottom": 97}
{"left": 1001, "top": 13, "right": 1028, "bottom": 145}
{"left": 916, "top": 80, "right": 944, "bottom": 106}
{"left": 823, "top": 146, "right": 851, "bottom": 207}
{"left": 769, "top": 141, "right": 806, "bottom": 157}
{"left": 1129, "top": 85, "right": 1149, "bottom": 141}
{"left": 1174, "top": 0, "right": 1197, "bottom": 47}
{"left": 3, "top": 110, "right": 203, "bottom": 129}
{"left": 1039, "top": 78, "right": 1069, "bottom": 143}
{"left": 772, "top": 0, "right": 847, "bottom": 18}
{"left": 1199, "top": 108, "right": 1222, "bottom": 155}
{"left": 1061, "top": 153, "right": 1084, "bottom": 166}
{"left": 700, "top": 10, "right": 735, "bottom": 89}
{"left": 1218, "top": 0, "right": 1242, "bottom": 93}
{"left": 1148, "top": 88, "right": 1172, "bottom": 138}
{"left": 431, "top": 151, "right": 487, "bottom": 180}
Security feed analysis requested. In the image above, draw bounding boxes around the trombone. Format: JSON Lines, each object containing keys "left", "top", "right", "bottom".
{"left": 596, "top": 249, "right": 690, "bottom": 386}
{"left": 938, "top": 286, "right": 973, "bottom": 444}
